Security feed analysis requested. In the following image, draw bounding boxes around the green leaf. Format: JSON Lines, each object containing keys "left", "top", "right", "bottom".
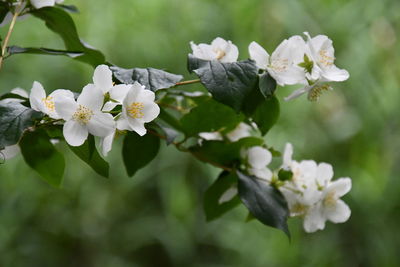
{"left": 68, "top": 135, "right": 109, "bottom": 178}
{"left": 0, "top": 2, "right": 9, "bottom": 24}
{"left": 180, "top": 98, "right": 243, "bottom": 137}
{"left": 7, "top": 46, "right": 84, "bottom": 58}
{"left": 158, "top": 108, "right": 183, "bottom": 132}
{"left": 252, "top": 95, "right": 280, "bottom": 136}
{"left": 19, "top": 129, "right": 65, "bottom": 187}
{"left": 259, "top": 73, "right": 277, "bottom": 98}
{"left": 188, "top": 55, "right": 259, "bottom": 112}
{"left": 57, "top": 4, "right": 79, "bottom": 13}
{"left": 122, "top": 132, "right": 160, "bottom": 177}
{"left": 31, "top": 7, "right": 105, "bottom": 67}
{"left": 0, "top": 101, "right": 43, "bottom": 148}
{"left": 236, "top": 170, "right": 290, "bottom": 236}
{"left": 204, "top": 171, "right": 241, "bottom": 221}
{"left": 0, "top": 92, "right": 28, "bottom": 101}
{"left": 190, "top": 137, "right": 264, "bottom": 167}
{"left": 110, "top": 66, "right": 183, "bottom": 92}
{"left": 278, "top": 169, "right": 293, "bottom": 181}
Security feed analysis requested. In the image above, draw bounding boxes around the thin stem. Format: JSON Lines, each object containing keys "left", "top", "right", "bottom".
{"left": 0, "top": 1, "right": 24, "bottom": 71}
{"left": 175, "top": 79, "right": 201, "bottom": 86}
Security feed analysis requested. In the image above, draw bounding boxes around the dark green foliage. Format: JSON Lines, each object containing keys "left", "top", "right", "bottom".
{"left": 122, "top": 132, "right": 160, "bottom": 177}
{"left": 0, "top": 102, "right": 43, "bottom": 149}
{"left": 204, "top": 171, "right": 241, "bottom": 221}
{"left": 19, "top": 129, "right": 65, "bottom": 187}
{"left": 251, "top": 95, "right": 280, "bottom": 135}
{"left": 31, "top": 7, "right": 105, "bottom": 67}
{"left": 7, "top": 46, "right": 84, "bottom": 58}
{"left": 110, "top": 66, "right": 183, "bottom": 92}
{"left": 188, "top": 55, "right": 259, "bottom": 112}
{"left": 236, "top": 171, "right": 290, "bottom": 236}
{"left": 190, "top": 137, "right": 264, "bottom": 167}
{"left": 68, "top": 135, "right": 109, "bottom": 178}
{"left": 180, "top": 98, "right": 243, "bottom": 137}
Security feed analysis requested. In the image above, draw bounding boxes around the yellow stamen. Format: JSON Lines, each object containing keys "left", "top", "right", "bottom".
{"left": 319, "top": 50, "right": 334, "bottom": 67}
{"left": 270, "top": 58, "right": 289, "bottom": 72}
{"left": 215, "top": 49, "right": 226, "bottom": 60}
{"left": 127, "top": 102, "right": 145, "bottom": 119}
{"left": 42, "top": 96, "right": 55, "bottom": 112}
{"left": 291, "top": 203, "right": 309, "bottom": 217}
{"left": 72, "top": 105, "right": 94, "bottom": 125}
{"left": 308, "top": 84, "right": 332, "bottom": 101}
{"left": 323, "top": 191, "right": 337, "bottom": 207}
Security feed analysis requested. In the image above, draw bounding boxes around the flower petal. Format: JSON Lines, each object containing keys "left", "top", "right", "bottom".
{"left": 100, "top": 131, "right": 115, "bottom": 157}
{"left": 77, "top": 84, "right": 103, "bottom": 111}
{"left": 93, "top": 64, "right": 113, "bottom": 93}
{"left": 30, "top": 0, "right": 55, "bottom": 9}
{"left": 226, "top": 122, "right": 251, "bottom": 142}
{"left": 29, "top": 81, "right": 46, "bottom": 112}
{"left": 141, "top": 102, "right": 160, "bottom": 122}
{"left": 63, "top": 120, "right": 88, "bottom": 146}
{"left": 54, "top": 96, "right": 78, "bottom": 120}
{"left": 127, "top": 117, "right": 147, "bottom": 136}
{"left": 247, "top": 146, "right": 272, "bottom": 169}
{"left": 123, "top": 82, "right": 143, "bottom": 105}
{"left": 303, "top": 204, "right": 326, "bottom": 233}
{"left": 109, "top": 84, "right": 131, "bottom": 102}
{"left": 221, "top": 41, "right": 239, "bottom": 63}
{"left": 316, "top": 162, "right": 334, "bottom": 186}
{"left": 327, "top": 177, "right": 352, "bottom": 198}
{"left": 116, "top": 114, "right": 131, "bottom": 130}
{"left": 248, "top": 41, "right": 270, "bottom": 69}
{"left": 321, "top": 66, "right": 350, "bottom": 82}
{"left": 249, "top": 167, "right": 272, "bottom": 181}
{"left": 87, "top": 112, "right": 115, "bottom": 137}
{"left": 190, "top": 42, "right": 216, "bottom": 61}
{"left": 324, "top": 199, "right": 351, "bottom": 223}
{"left": 199, "top": 132, "right": 223, "bottom": 141}
{"left": 282, "top": 142, "right": 293, "bottom": 168}
{"left": 284, "top": 85, "right": 313, "bottom": 101}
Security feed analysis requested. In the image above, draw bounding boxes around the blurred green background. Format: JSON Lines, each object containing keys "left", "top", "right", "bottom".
{"left": 1, "top": 0, "right": 400, "bottom": 266}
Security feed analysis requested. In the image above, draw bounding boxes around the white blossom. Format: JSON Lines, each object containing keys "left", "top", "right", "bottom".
{"left": 29, "top": 81, "right": 74, "bottom": 119}
{"left": 243, "top": 146, "right": 273, "bottom": 181}
{"left": 285, "top": 33, "right": 350, "bottom": 101}
{"left": 30, "top": 0, "right": 64, "bottom": 9}
{"left": 248, "top": 36, "right": 307, "bottom": 86}
{"left": 54, "top": 84, "right": 115, "bottom": 146}
{"left": 190, "top": 37, "right": 239, "bottom": 63}
{"left": 199, "top": 122, "right": 252, "bottom": 142}
{"left": 89, "top": 64, "right": 131, "bottom": 111}
{"left": 279, "top": 143, "right": 352, "bottom": 233}
{"left": 116, "top": 82, "right": 160, "bottom": 136}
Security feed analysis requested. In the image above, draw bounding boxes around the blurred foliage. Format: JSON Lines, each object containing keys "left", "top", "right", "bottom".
{"left": 1, "top": 0, "right": 400, "bottom": 266}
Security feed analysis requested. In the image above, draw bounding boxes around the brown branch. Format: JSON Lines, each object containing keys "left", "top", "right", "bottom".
{"left": 0, "top": 1, "right": 24, "bottom": 71}
{"left": 175, "top": 79, "right": 201, "bottom": 86}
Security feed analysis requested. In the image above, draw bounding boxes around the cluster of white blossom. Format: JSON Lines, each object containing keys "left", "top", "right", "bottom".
{"left": 238, "top": 142, "right": 352, "bottom": 233}
{"left": 10, "top": 65, "right": 160, "bottom": 156}
{"left": 190, "top": 33, "right": 349, "bottom": 101}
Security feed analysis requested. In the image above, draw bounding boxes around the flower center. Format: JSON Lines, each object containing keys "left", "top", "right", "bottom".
{"left": 72, "top": 105, "right": 94, "bottom": 125}
{"left": 307, "top": 84, "right": 332, "bottom": 101}
{"left": 127, "top": 102, "right": 145, "bottom": 119}
{"left": 270, "top": 58, "right": 289, "bottom": 72}
{"left": 323, "top": 191, "right": 337, "bottom": 207}
{"left": 214, "top": 49, "right": 226, "bottom": 60}
{"left": 42, "top": 96, "right": 55, "bottom": 112}
{"left": 318, "top": 50, "right": 334, "bottom": 67}
{"left": 291, "top": 202, "right": 309, "bottom": 217}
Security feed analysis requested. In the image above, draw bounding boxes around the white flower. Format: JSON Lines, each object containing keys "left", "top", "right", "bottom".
{"left": 0, "top": 87, "right": 28, "bottom": 104}
{"left": 54, "top": 84, "right": 115, "bottom": 146}
{"left": 99, "top": 131, "right": 115, "bottom": 157}
{"left": 116, "top": 82, "right": 160, "bottom": 136}
{"left": 226, "top": 122, "right": 252, "bottom": 142}
{"left": 285, "top": 33, "right": 349, "bottom": 101}
{"left": 198, "top": 122, "right": 252, "bottom": 142}
{"left": 0, "top": 144, "right": 20, "bottom": 160}
{"left": 30, "top": 0, "right": 64, "bottom": 9}
{"left": 89, "top": 64, "right": 131, "bottom": 111}
{"left": 279, "top": 142, "right": 352, "bottom": 233}
{"left": 190, "top": 37, "right": 239, "bottom": 63}
{"left": 29, "top": 81, "right": 74, "bottom": 119}
{"left": 303, "top": 178, "right": 352, "bottom": 233}
{"left": 248, "top": 36, "right": 307, "bottom": 86}
{"left": 243, "top": 146, "right": 273, "bottom": 181}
